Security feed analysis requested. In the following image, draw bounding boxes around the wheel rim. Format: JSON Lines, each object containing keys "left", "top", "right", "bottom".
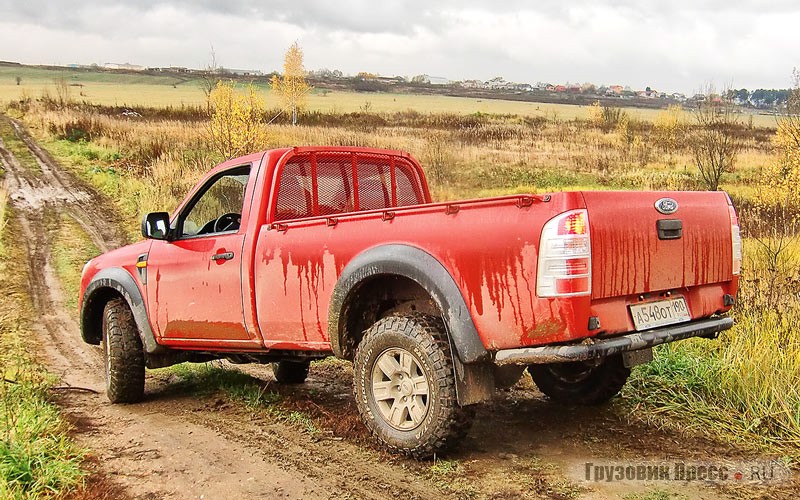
{"left": 371, "top": 347, "right": 430, "bottom": 431}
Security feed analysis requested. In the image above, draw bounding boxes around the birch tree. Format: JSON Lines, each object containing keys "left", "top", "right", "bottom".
{"left": 271, "top": 42, "right": 310, "bottom": 125}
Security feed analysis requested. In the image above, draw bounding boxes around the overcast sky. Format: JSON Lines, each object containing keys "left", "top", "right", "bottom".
{"left": 0, "top": 1, "right": 798, "bottom": 94}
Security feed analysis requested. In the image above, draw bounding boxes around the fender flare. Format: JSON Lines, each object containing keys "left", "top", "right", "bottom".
{"left": 328, "top": 244, "right": 489, "bottom": 364}
{"left": 80, "top": 267, "right": 164, "bottom": 355}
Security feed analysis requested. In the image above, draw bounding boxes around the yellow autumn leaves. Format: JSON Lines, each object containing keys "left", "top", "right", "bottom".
{"left": 205, "top": 82, "right": 268, "bottom": 159}
{"left": 205, "top": 42, "right": 310, "bottom": 159}
{"left": 761, "top": 115, "right": 800, "bottom": 211}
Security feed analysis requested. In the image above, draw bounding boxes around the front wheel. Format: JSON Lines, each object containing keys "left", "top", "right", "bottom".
{"left": 102, "top": 298, "right": 145, "bottom": 403}
{"left": 528, "top": 355, "right": 630, "bottom": 405}
{"left": 353, "top": 314, "right": 474, "bottom": 459}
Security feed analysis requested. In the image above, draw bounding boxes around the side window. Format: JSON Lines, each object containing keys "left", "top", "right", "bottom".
{"left": 181, "top": 166, "right": 250, "bottom": 237}
{"left": 273, "top": 153, "right": 423, "bottom": 221}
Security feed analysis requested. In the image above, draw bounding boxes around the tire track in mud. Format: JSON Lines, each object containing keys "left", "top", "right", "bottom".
{"left": 0, "top": 117, "right": 455, "bottom": 500}
{"left": 7, "top": 118, "right": 123, "bottom": 252}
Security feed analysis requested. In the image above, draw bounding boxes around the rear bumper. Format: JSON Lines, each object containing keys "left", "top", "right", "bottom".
{"left": 493, "top": 316, "right": 733, "bottom": 366}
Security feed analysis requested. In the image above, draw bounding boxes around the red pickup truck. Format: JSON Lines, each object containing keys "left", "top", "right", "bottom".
{"left": 79, "top": 146, "right": 740, "bottom": 457}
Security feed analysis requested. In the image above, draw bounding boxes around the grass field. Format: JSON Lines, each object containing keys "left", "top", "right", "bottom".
{"left": 0, "top": 64, "right": 782, "bottom": 127}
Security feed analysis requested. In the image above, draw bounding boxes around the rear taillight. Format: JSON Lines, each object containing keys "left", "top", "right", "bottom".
{"left": 729, "top": 205, "right": 742, "bottom": 275}
{"left": 537, "top": 209, "right": 591, "bottom": 297}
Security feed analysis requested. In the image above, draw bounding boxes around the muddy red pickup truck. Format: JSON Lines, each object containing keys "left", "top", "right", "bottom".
{"left": 79, "top": 146, "right": 740, "bottom": 457}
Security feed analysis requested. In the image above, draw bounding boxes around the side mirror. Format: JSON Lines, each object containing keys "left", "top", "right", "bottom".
{"left": 141, "top": 212, "right": 170, "bottom": 240}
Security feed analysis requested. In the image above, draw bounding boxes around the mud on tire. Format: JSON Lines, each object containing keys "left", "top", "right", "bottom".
{"left": 102, "top": 298, "right": 145, "bottom": 403}
{"left": 353, "top": 313, "right": 474, "bottom": 459}
{"left": 271, "top": 360, "right": 310, "bottom": 384}
{"left": 528, "top": 354, "right": 630, "bottom": 406}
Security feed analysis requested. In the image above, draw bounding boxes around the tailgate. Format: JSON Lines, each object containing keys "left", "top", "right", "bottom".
{"left": 583, "top": 191, "right": 733, "bottom": 300}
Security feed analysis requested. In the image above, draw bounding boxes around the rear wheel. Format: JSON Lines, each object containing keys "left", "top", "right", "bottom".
{"left": 102, "top": 298, "right": 145, "bottom": 403}
{"left": 528, "top": 355, "right": 630, "bottom": 405}
{"left": 353, "top": 314, "right": 474, "bottom": 459}
{"left": 271, "top": 360, "right": 310, "bottom": 384}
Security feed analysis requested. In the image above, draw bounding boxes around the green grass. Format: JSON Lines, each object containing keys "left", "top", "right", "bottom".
{"left": 623, "top": 304, "right": 800, "bottom": 462}
{"left": 0, "top": 203, "right": 86, "bottom": 498}
{"left": 0, "top": 117, "right": 39, "bottom": 172}
{"left": 623, "top": 489, "right": 686, "bottom": 500}
{"left": 50, "top": 214, "right": 100, "bottom": 314}
{"left": 157, "top": 363, "right": 320, "bottom": 435}
{"left": 429, "top": 458, "right": 460, "bottom": 477}
{"left": 425, "top": 458, "right": 479, "bottom": 498}
{"left": 0, "top": 365, "right": 84, "bottom": 499}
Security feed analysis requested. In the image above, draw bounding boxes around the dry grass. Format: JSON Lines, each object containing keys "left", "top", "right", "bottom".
{"left": 625, "top": 237, "right": 800, "bottom": 461}
{"left": 0, "top": 187, "right": 7, "bottom": 233}
{"left": 9, "top": 98, "right": 774, "bottom": 244}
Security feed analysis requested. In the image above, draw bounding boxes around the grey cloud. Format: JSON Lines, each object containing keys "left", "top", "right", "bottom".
{"left": 2, "top": 0, "right": 796, "bottom": 38}
{"left": 0, "top": 0, "right": 798, "bottom": 93}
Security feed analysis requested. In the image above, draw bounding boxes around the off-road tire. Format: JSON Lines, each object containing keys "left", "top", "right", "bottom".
{"left": 353, "top": 314, "right": 474, "bottom": 459}
{"left": 271, "top": 360, "right": 310, "bottom": 384}
{"left": 102, "top": 298, "right": 145, "bottom": 403}
{"left": 528, "top": 354, "right": 630, "bottom": 405}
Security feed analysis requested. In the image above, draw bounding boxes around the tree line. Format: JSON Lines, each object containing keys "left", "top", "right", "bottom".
{"left": 727, "top": 88, "right": 792, "bottom": 107}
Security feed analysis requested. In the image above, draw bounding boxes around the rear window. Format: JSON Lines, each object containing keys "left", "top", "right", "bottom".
{"left": 274, "top": 152, "right": 423, "bottom": 221}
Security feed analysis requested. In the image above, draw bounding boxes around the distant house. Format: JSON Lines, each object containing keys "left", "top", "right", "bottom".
{"left": 607, "top": 85, "right": 624, "bottom": 95}
{"left": 376, "top": 75, "right": 405, "bottom": 83}
{"left": 554, "top": 85, "right": 567, "bottom": 92}
{"left": 460, "top": 79, "right": 487, "bottom": 89}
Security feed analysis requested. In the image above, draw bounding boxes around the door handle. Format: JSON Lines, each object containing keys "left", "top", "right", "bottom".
{"left": 211, "top": 251, "right": 234, "bottom": 261}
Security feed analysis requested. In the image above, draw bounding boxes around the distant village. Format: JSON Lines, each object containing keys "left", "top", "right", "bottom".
{"left": 68, "top": 62, "right": 791, "bottom": 111}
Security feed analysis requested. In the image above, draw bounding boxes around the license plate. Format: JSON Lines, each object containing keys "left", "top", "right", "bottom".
{"left": 629, "top": 297, "right": 691, "bottom": 331}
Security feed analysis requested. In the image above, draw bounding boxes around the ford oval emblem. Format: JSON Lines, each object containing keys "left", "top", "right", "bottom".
{"left": 655, "top": 198, "right": 678, "bottom": 215}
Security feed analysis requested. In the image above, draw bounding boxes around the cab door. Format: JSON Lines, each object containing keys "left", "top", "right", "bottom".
{"left": 146, "top": 165, "right": 258, "bottom": 348}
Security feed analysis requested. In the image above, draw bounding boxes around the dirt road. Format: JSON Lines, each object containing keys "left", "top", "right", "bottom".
{"left": 0, "top": 117, "right": 795, "bottom": 499}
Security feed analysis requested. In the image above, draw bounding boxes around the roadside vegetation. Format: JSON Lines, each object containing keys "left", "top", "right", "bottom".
{"left": 0, "top": 191, "right": 86, "bottom": 498}
{"left": 2, "top": 73, "right": 799, "bottom": 466}
{"left": 50, "top": 214, "right": 99, "bottom": 313}
{"left": 0, "top": 118, "right": 39, "bottom": 172}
